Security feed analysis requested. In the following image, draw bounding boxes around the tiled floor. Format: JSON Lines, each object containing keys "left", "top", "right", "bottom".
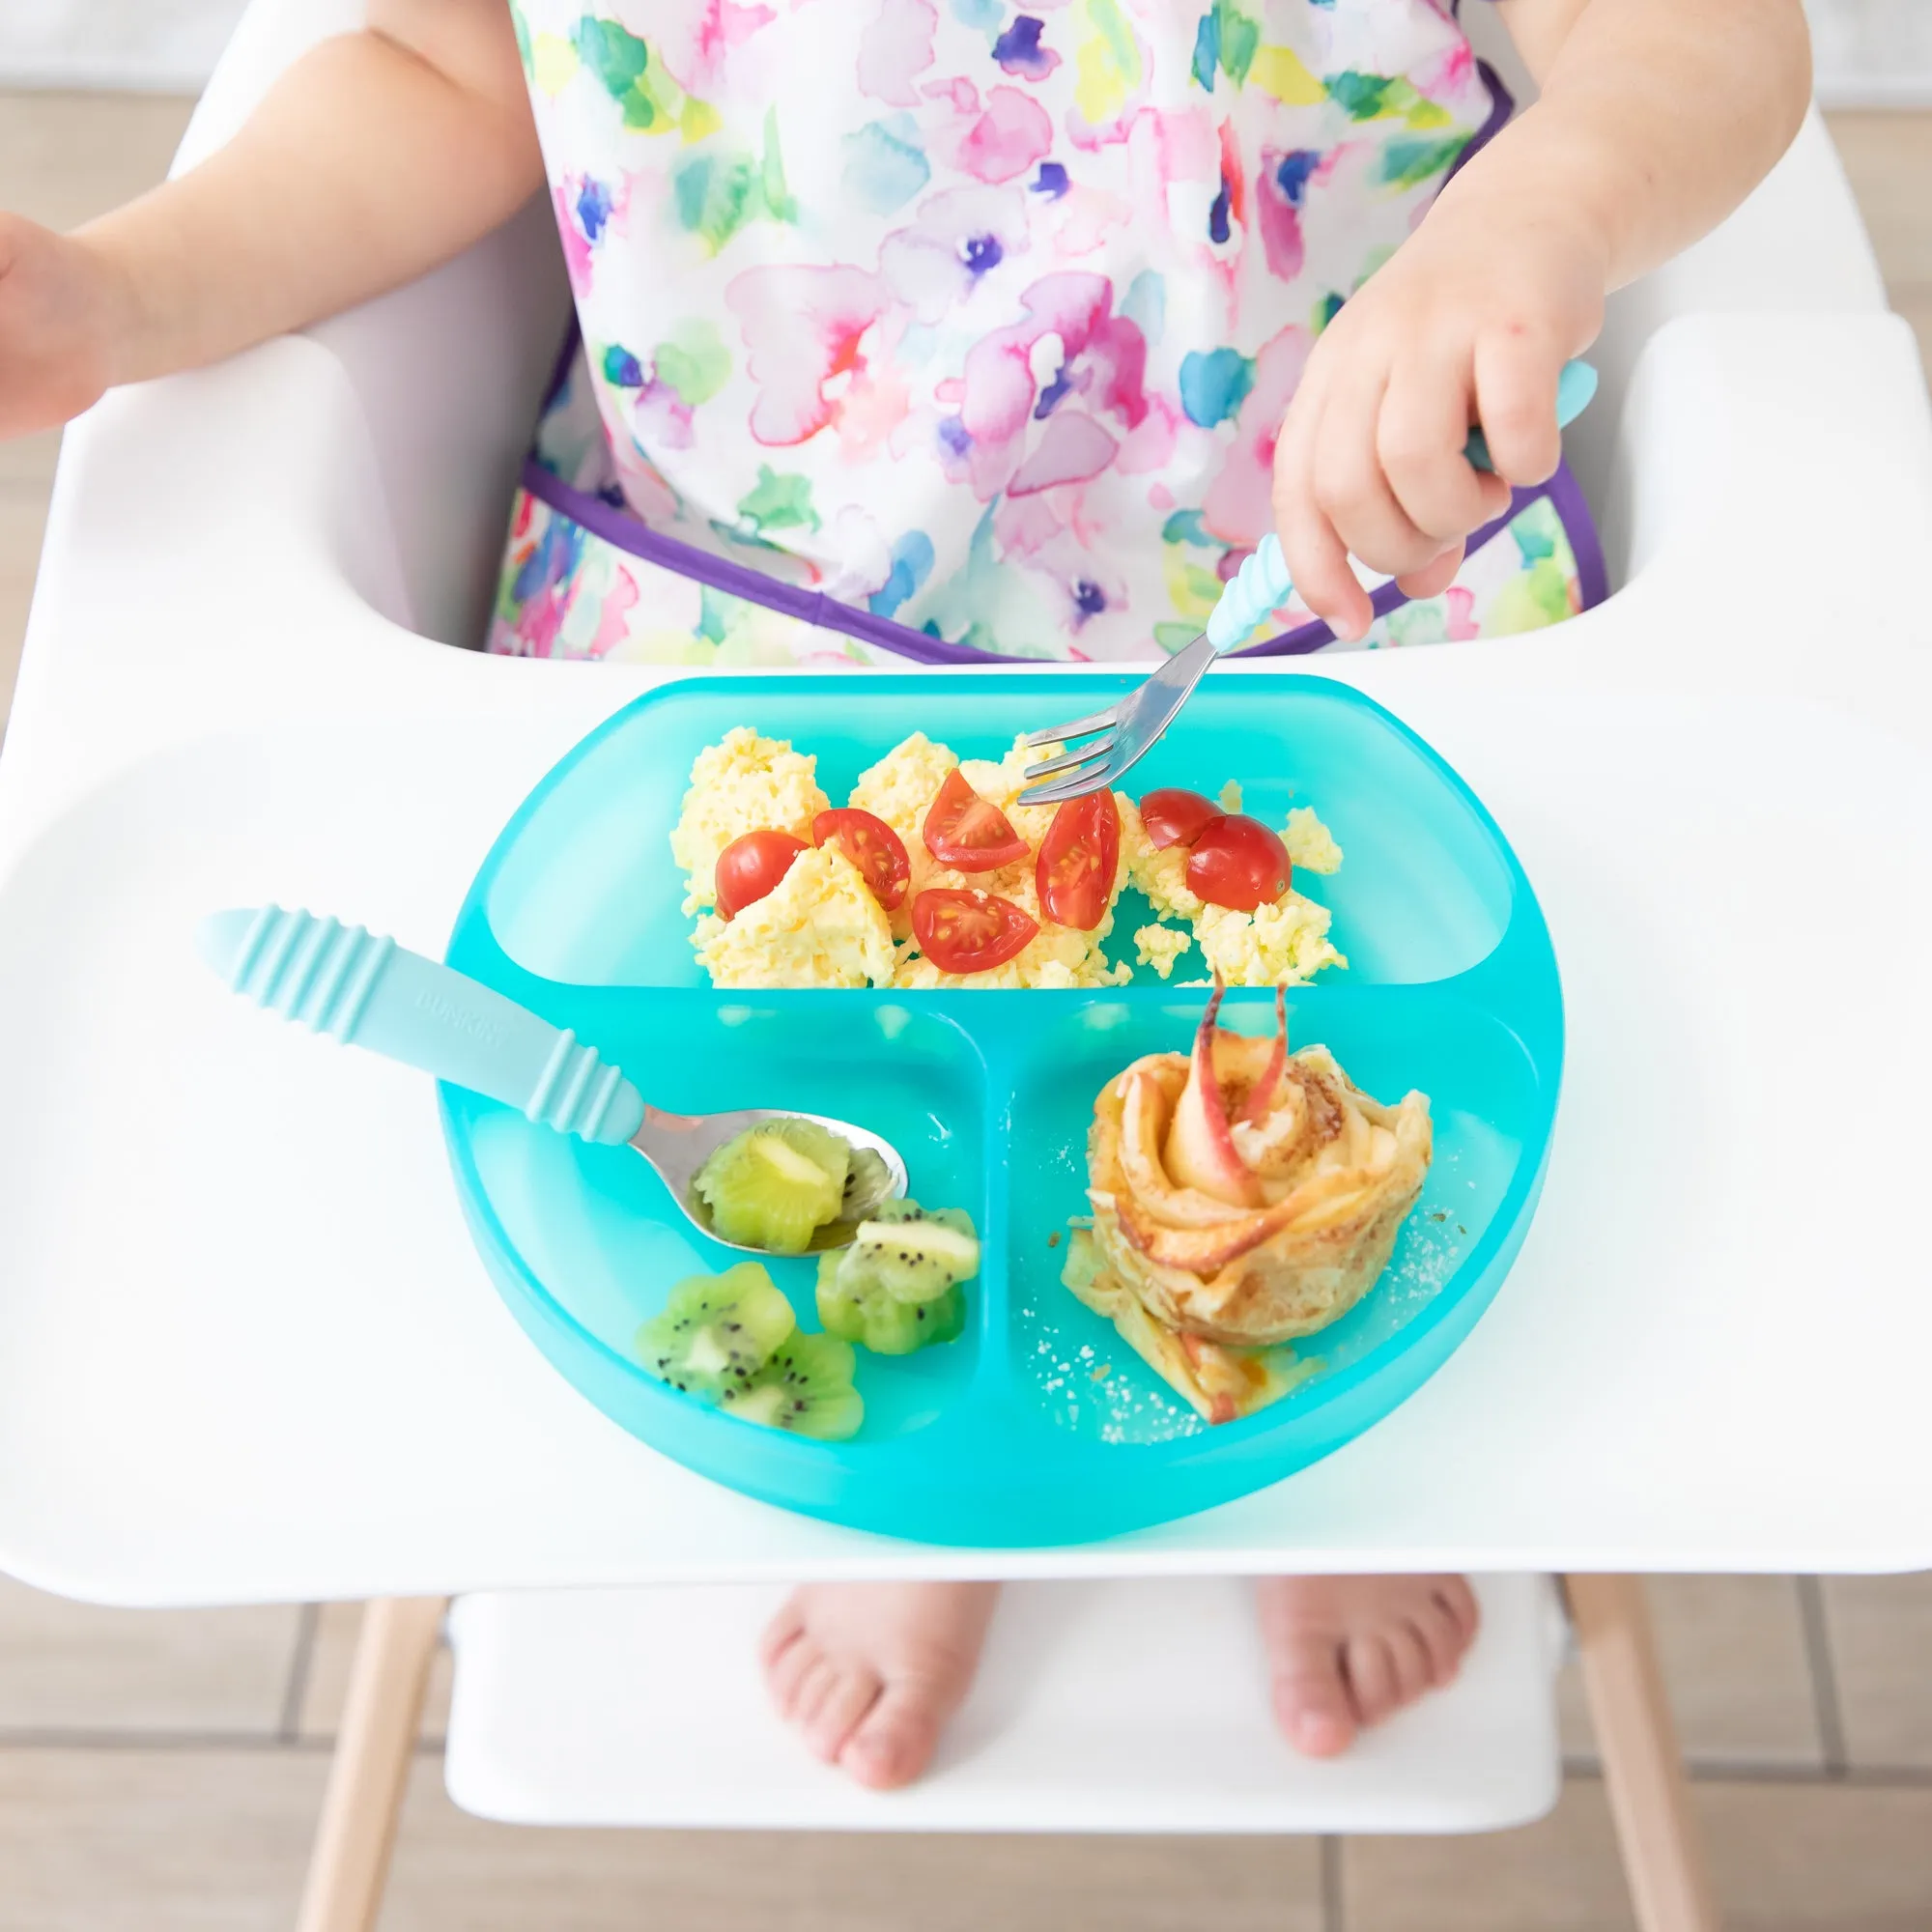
{"left": 2, "top": 86, "right": 1932, "bottom": 1931}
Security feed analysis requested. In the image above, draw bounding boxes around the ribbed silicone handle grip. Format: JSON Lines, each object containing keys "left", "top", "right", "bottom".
{"left": 197, "top": 905, "right": 646, "bottom": 1145}
{"left": 1205, "top": 534, "right": 1295, "bottom": 652}
{"left": 1205, "top": 357, "right": 1599, "bottom": 653}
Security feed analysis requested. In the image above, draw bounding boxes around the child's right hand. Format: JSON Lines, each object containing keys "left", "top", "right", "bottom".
{"left": 0, "top": 212, "right": 128, "bottom": 440}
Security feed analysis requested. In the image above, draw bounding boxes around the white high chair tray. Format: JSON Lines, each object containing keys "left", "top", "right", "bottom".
{"left": 442, "top": 1576, "right": 1564, "bottom": 1833}
{"left": 0, "top": 4, "right": 1928, "bottom": 1604}
{"left": 1, "top": 311, "right": 1930, "bottom": 1608}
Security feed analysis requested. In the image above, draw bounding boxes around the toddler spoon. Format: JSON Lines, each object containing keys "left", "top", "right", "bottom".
{"left": 197, "top": 905, "right": 907, "bottom": 1255}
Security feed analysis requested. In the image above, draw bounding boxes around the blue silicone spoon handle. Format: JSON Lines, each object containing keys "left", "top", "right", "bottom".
{"left": 1205, "top": 356, "right": 1600, "bottom": 652}
{"left": 197, "top": 905, "right": 647, "bottom": 1145}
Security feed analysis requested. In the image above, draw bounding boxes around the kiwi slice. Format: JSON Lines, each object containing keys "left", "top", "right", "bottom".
{"left": 843, "top": 1200, "right": 980, "bottom": 1304}
{"left": 636, "top": 1263, "right": 797, "bottom": 1397}
{"left": 838, "top": 1147, "right": 895, "bottom": 1223}
{"left": 817, "top": 1252, "right": 968, "bottom": 1355}
{"left": 723, "top": 1331, "right": 865, "bottom": 1440}
{"left": 694, "top": 1119, "right": 852, "bottom": 1254}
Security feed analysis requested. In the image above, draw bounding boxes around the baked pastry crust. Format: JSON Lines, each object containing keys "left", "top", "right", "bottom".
{"left": 1066, "top": 980, "right": 1431, "bottom": 1420}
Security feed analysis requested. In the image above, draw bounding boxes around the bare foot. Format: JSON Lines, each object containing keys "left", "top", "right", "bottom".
{"left": 759, "top": 1582, "right": 1000, "bottom": 1790}
{"left": 1257, "top": 1574, "right": 1479, "bottom": 1758}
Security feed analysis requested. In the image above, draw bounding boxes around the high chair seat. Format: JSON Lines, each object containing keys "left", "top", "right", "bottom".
{"left": 442, "top": 1577, "right": 1565, "bottom": 1834}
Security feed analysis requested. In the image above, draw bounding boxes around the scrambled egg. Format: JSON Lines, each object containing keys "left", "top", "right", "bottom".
{"left": 851, "top": 732, "right": 1131, "bottom": 987}
{"left": 1122, "top": 794, "right": 1346, "bottom": 987}
{"left": 668, "top": 726, "right": 828, "bottom": 914}
{"left": 894, "top": 858, "right": 1133, "bottom": 990}
{"left": 673, "top": 727, "right": 1344, "bottom": 991}
{"left": 847, "top": 731, "right": 958, "bottom": 852}
{"left": 1285, "top": 805, "right": 1343, "bottom": 874}
{"left": 1193, "top": 895, "right": 1347, "bottom": 986}
{"left": 1134, "top": 924, "right": 1193, "bottom": 980}
{"left": 692, "top": 845, "right": 895, "bottom": 989}
{"left": 1122, "top": 803, "right": 1205, "bottom": 923}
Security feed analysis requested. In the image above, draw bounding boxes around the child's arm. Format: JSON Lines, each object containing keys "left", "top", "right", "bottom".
{"left": 1271, "top": 0, "right": 1812, "bottom": 639}
{"left": 0, "top": 0, "right": 543, "bottom": 440}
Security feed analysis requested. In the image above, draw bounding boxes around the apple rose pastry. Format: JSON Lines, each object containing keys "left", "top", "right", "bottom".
{"left": 1065, "top": 978, "right": 1432, "bottom": 1423}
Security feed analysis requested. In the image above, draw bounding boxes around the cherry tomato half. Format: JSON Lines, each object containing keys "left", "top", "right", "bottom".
{"left": 714, "top": 830, "right": 806, "bottom": 921}
{"left": 923, "top": 768, "right": 1029, "bottom": 871}
{"left": 911, "top": 889, "right": 1038, "bottom": 974}
{"left": 1036, "top": 791, "right": 1121, "bottom": 931}
{"left": 1138, "top": 787, "right": 1220, "bottom": 851}
{"left": 1184, "top": 813, "right": 1292, "bottom": 912}
{"left": 812, "top": 808, "right": 911, "bottom": 911}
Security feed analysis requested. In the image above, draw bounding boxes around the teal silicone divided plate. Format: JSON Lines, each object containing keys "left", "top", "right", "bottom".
{"left": 441, "top": 671, "right": 1562, "bottom": 1546}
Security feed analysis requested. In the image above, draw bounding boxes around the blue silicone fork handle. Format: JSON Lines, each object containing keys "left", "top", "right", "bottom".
{"left": 1204, "top": 356, "right": 1599, "bottom": 652}
{"left": 197, "top": 905, "right": 647, "bottom": 1145}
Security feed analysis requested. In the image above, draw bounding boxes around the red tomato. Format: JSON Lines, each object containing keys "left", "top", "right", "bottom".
{"left": 1036, "top": 792, "right": 1121, "bottom": 931}
{"left": 812, "top": 809, "right": 911, "bottom": 911}
{"left": 911, "top": 889, "right": 1038, "bottom": 974}
{"left": 1138, "top": 787, "right": 1220, "bottom": 851}
{"left": 1185, "top": 814, "right": 1292, "bottom": 912}
{"left": 714, "top": 830, "right": 806, "bottom": 920}
{"left": 923, "top": 768, "right": 1029, "bottom": 871}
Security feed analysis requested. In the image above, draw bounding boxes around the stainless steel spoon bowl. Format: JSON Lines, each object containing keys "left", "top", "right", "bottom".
{"left": 199, "top": 906, "right": 908, "bottom": 1255}
{"left": 631, "top": 1104, "right": 907, "bottom": 1254}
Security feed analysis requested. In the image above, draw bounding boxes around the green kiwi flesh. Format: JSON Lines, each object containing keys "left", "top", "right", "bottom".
{"left": 723, "top": 1331, "right": 865, "bottom": 1440}
{"left": 694, "top": 1118, "right": 852, "bottom": 1253}
{"left": 636, "top": 1263, "right": 797, "bottom": 1397}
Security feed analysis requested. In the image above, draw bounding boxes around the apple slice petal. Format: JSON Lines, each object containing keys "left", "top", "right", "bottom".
{"left": 1235, "top": 984, "right": 1289, "bottom": 1126}
{"left": 1162, "top": 973, "right": 1264, "bottom": 1208}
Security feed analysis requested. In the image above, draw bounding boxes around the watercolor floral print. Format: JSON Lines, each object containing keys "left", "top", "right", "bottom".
{"left": 490, "top": 0, "right": 1600, "bottom": 666}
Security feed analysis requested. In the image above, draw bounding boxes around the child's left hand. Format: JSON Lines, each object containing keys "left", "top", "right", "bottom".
{"left": 1269, "top": 192, "right": 1605, "bottom": 641}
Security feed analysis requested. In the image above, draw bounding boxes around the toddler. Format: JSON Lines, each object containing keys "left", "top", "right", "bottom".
{"left": 0, "top": 0, "right": 1807, "bottom": 1785}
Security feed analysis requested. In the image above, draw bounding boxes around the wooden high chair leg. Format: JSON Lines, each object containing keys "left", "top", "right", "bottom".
{"left": 1564, "top": 1575, "right": 1722, "bottom": 1932}
{"left": 296, "top": 1597, "right": 450, "bottom": 1932}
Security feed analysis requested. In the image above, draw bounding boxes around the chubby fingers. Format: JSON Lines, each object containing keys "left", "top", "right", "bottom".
{"left": 1271, "top": 382, "right": 1373, "bottom": 642}
{"left": 1379, "top": 348, "right": 1512, "bottom": 544}
{"left": 1274, "top": 364, "right": 1495, "bottom": 643}
{"left": 1471, "top": 326, "right": 1566, "bottom": 488}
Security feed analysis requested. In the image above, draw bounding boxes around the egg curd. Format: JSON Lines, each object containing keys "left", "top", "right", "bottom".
{"left": 1122, "top": 798, "right": 1346, "bottom": 987}
{"left": 668, "top": 726, "right": 829, "bottom": 916}
{"left": 670, "top": 726, "right": 1347, "bottom": 989}
{"left": 692, "top": 845, "right": 895, "bottom": 990}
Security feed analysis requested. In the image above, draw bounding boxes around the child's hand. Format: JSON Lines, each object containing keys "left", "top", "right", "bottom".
{"left": 1270, "top": 197, "right": 1605, "bottom": 641}
{"left": 0, "top": 212, "right": 128, "bottom": 440}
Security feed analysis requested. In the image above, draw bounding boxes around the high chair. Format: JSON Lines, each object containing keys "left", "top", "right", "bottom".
{"left": 2, "top": 6, "right": 1929, "bottom": 1932}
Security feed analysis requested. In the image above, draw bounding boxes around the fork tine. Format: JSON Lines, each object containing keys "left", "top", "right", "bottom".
{"left": 1022, "top": 705, "right": 1118, "bottom": 749}
{"left": 1020, "top": 765, "right": 1113, "bottom": 804}
{"left": 1022, "top": 740, "right": 1114, "bottom": 782}
{"left": 1012, "top": 750, "right": 1121, "bottom": 804}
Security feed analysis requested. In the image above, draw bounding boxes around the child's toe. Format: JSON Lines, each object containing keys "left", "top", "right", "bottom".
{"left": 1267, "top": 1634, "right": 1358, "bottom": 1757}
{"left": 803, "top": 1662, "right": 884, "bottom": 1764}
{"left": 758, "top": 1598, "right": 807, "bottom": 1671}
{"left": 764, "top": 1633, "right": 823, "bottom": 1721}
{"left": 789, "top": 1655, "right": 840, "bottom": 1730}
{"left": 1343, "top": 1633, "right": 1405, "bottom": 1726}
{"left": 839, "top": 1682, "right": 945, "bottom": 1790}
{"left": 1433, "top": 1576, "right": 1480, "bottom": 1645}
{"left": 1384, "top": 1617, "right": 1435, "bottom": 1703}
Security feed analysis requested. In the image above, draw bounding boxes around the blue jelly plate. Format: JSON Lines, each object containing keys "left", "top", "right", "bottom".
{"left": 440, "top": 671, "right": 1562, "bottom": 1546}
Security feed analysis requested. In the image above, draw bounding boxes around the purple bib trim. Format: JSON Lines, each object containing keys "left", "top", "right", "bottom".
{"left": 519, "top": 454, "right": 1608, "bottom": 668}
